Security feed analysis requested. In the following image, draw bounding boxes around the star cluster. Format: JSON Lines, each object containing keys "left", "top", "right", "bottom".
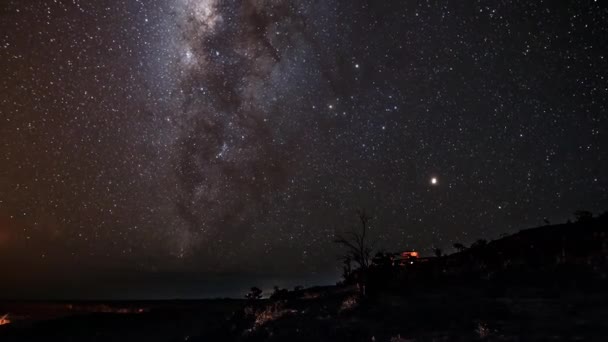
{"left": 1, "top": 0, "right": 607, "bottom": 297}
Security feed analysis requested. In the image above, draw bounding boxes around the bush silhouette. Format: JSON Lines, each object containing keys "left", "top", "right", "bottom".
{"left": 246, "top": 286, "right": 263, "bottom": 300}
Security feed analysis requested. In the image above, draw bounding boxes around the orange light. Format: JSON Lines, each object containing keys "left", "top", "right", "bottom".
{"left": 0, "top": 314, "right": 10, "bottom": 326}
{"left": 401, "top": 251, "right": 419, "bottom": 258}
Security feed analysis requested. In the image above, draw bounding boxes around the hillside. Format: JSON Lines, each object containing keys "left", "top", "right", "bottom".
{"left": 1, "top": 215, "right": 607, "bottom": 341}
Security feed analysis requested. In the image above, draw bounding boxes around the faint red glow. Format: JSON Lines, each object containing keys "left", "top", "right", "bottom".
{"left": 401, "top": 251, "right": 419, "bottom": 258}
{"left": 0, "top": 314, "right": 10, "bottom": 325}
{"left": 397, "top": 251, "right": 420, "bottom": 266}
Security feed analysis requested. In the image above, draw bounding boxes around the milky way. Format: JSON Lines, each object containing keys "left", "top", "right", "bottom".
{"left": 1, "top": 1, "right": 607, "bottom": 298}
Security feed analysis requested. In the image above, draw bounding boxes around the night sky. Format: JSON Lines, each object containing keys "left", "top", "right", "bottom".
{"left": 1, "top": 1, "right": 607, "bottom": 299}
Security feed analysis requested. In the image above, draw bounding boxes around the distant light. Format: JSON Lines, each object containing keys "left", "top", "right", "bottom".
{"left": 430, "top": 177, "right": 438, "bottom": 185}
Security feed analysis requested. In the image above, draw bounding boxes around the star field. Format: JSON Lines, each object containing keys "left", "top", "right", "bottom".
{"left": 1, "top": 1, "right": 607, "bottom": 298}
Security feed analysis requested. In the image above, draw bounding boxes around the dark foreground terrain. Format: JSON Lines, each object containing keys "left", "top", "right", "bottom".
{"left": 1, "top": 287, "right": 608, "bottom": 341}
{"left": 2, "top": 216, "right": 607, "bottom": 341}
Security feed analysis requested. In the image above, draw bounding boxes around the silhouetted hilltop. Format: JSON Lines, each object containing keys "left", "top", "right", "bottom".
{"left": 446, "top": 213, "right": 606, "bottom": 275}
{"left": 363, "top": 212, "right": 608, "bottom": 298}
{"left": 485, "top": 214, "right": 606, "bottom": 262}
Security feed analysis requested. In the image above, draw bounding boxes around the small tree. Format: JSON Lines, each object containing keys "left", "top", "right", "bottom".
{"left": 434, "top": 247, "right": 443, "bottom": 258}
{"left": 246, "top": 286, "right": 263, "bottom": 300}
{"left": 270, "top": 286, "right": 289, "bottom": 300}
{"left": 574, "top": 210, "right": 593, "bottom": 223}
{"left": 334, "top": 210, "right": 374, "bottom": 271}
{"left": 453, "top": 243, "right": 467, "bottom": 252}
{"left": 372, "top": 251, "right": 396, "bottom": 268}
{"left": 471, "top": 239, "right": 487, "bottom": 249}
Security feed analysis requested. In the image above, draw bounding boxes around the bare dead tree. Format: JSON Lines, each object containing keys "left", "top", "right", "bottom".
{"left": 334, "top": 210, "right": 374, "bottom": 271}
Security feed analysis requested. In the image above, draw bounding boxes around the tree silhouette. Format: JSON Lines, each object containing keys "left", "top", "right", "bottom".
{"left": 453, "top": 243, "right": 467, "bottom": 252}
{"left": 341, "top": 256, "right": 353, "bottom": 281}
{"left": 574, "top": 210, "right": 593, "bottom": 223}
{"left": 434, "top": 248, "right": 443, "bottom": 258}
{"left": 270, "top": 286, "right": 289, "bottom": 300}
{"left": 334, "top": 210, "right": 374, "bottom": 271}
{"left": 246, "top": 286, "right": 263, "bottom": 300}
{"left": 471, "top": 239, "right": 487, "bottom": 249}
{"left": 372, "top": 251, "right": 396, "bottom": 268}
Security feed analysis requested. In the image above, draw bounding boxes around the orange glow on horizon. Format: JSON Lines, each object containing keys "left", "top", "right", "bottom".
{"left": 0, "top": 314, "right": 10, "bottom": 326}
